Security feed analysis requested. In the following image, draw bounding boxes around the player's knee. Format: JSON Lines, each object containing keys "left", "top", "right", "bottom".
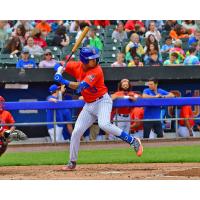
{"left": 71, "top": 126, "right": 83, "bottom": 140}
{"left": 98, "top": 122, "right": 111, "bottom": 132}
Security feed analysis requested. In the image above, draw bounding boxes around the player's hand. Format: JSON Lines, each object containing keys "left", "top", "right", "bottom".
{"left": 54, "top": 73, "right": 63, "bottom": 82}
{"left": 129, "top": 96, "right": 138, "bottom": 101}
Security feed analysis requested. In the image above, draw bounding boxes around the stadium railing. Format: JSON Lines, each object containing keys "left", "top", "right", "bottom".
{"left": 2, "top": 97, "right": 200, "bottom": 143}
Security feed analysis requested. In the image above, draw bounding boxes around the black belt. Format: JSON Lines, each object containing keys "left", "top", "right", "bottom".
{"left": 89, "top": 95, "right": 104, "bottom": 103}
{"left": 118, "top": 114, "right": 129, "bottom": 117}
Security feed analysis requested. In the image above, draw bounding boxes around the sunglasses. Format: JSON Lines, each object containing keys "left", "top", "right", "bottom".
{"left": 45, "top": 53, "right": 52, "bottom": 56}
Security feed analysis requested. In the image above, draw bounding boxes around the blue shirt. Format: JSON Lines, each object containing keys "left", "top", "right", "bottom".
{"left": 161, "top": 44, "right": 174, "bottom": 52}
{"left": 46, "top": 95, "right": 64, "bottom": 129}
{"left": 16, "top": 59, "right": 37, "bottom": 69}
{"left": 188, "top": 36, "right": 198, "bottom": 47}
{"left": 143, "top": 88, "right": 169, "bottom": 119}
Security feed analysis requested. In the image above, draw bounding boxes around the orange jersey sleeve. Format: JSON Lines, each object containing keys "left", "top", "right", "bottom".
{"left": 0, "top": 111, "right": 15, "bottom": 130}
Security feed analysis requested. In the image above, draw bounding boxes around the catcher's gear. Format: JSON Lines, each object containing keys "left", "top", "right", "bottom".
{"left": 0, "top": 136, "right": 8, "bottom": 157}
{"left": 9, "top": 129, "right": 28, "bottom": 141}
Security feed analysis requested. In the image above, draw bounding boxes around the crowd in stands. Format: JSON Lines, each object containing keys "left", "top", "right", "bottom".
{"left": 1, "top": 20, "right": 200, "bottom": 68}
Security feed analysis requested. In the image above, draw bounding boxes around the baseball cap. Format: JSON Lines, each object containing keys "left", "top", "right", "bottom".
{"left": 44, "top": 49, "right": 52, "bottom": 54}
{"left": 49, "top": 84, "right": 60, "bottom": 93}
{"left": 22, "top": 48, "right": 29, "bottom": 54}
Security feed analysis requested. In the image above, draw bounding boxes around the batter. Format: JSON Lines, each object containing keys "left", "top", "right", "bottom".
{"left": 54, "top": 47, "right": 143, "bottom": 171}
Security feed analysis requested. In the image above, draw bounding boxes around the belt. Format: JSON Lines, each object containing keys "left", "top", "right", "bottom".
{"left": 118, "top": 114, "right": 129, "bottom": 117}
{"left": 89, "top": 95, "right": 104, "bottom": 103}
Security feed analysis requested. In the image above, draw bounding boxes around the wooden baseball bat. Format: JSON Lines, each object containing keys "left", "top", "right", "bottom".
{"left": 64, "top": 26, "right": 90, "bottom": 65}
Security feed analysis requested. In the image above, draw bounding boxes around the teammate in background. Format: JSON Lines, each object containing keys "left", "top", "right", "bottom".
{"left": 178, "top": 93, "right": 195, "bottom": 137}
{"left": 110, "top": 79, "right": 139, "bottom": 140}
{"left": 130, "top": 107, "right": 144, "bottom": 139}
{"left": 142, "top": 78, "right": 175, "bottom": 138}
{"left": 47, "top": 84, "right": 64, "bottom": 142}
{"left": 54, "top": 47, "right": 143, "bottom": 171}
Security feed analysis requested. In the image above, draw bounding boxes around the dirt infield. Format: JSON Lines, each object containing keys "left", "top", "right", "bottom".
{"left": 1, "top": 139, "right": 200, "bottom": 180}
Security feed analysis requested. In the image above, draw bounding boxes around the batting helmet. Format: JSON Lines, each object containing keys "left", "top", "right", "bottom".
{"left": 0, "top": 96, "right": 5, "bottom": 111}
{"left": 79, "top": 47, "right": 100, "bottom": 64}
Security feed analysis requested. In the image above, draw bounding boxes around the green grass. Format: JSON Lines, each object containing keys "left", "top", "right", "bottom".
{"left": 1, "top": 145, "right": 200, "bottom": 166}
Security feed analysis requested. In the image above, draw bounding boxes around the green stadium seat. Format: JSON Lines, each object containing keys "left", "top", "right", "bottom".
{"left": 102, "top": 50, "right": 118, "bottom": 63}
{"left": 46, "top": 32, "right": 56, "bottom": 46}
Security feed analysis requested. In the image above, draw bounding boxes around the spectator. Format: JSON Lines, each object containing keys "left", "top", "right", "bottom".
{"left": 128, "top": 56, "right": 144, "bottom": 67}
{"left": 46, "top": 84, "right": 65, "bottom": 142}
{"left": 24, "top": 36, "right": 44, "bottom": 56}
{"left": 182, "top": 20, "right": 197, "bottom": 34}
{"left": 16, "top": 48, "right": 37, "bottom": 69}
{"left": 169, "top": 39, "right": 185, "bottom": 63}
{"left": 164, "top": 20, "right": 179, "bottom": 32}
{"left": 14, "top": 20, "right": 33, "bottom": 32}
{"left": 178, "top": 93, "right": 195, "bottom": 137}
{"left": 130, "top": 107, "right": 144, "bottom": 139}
{"left": 144, "top": 34, "right": 160, "bottom": 54}
{"left": 12, "top": 24, "right": 27, "bottom": 46}
{"left": 112, "top": 21, "right": 128, "bottom": 42}
{"left": 142, "top": 78, "right": 175, "bottom": 138}
{"left": 169, "top": 24, "right": 190, "bottom": 40}
{"left": 31, "top": 28, "right": 47, "bottom": 48}
{"left": 145, "top": 21, "right": 161, "bottom": 42}
{"left": 93, "top": 20, "right": 110, "bottom": 28}
{"left": 88, "top": 27, "right": 103, "bottom": 51}
{"left": 124, "top": 20, "right": 145, "bottom": 37}
{"left": 2, "top": 36, "right": 22, "bottom": 56}
{"left": 188, "top": 29, "right": 200, "bottom": 47}
{"left": 111, "top": 52, "right": 126, "bottom": 67}
{"left": 0, "top": 20, "right": 9, "bottom": 42}
{"left": 145, "top": 20, "right": 164, "bottom": 32}
{"left": 145, "top": 50, "right": 162, "bottom": 66}
{"left": 52, "top": 25, "right": 70, "bottom": 47}
{"left": 160, "top": 37, "right": 174, "bottom": 53}
{"left": 69, "top": 20, "right": 80, "bottom": 33}
{"left": 163, "top": 52, "right": 179, "bottom": 66}
{"left": 39, "top": 49, "right": 58, "bottom": 68}
{"left": 75, "top": 21, "right": 89, "bottom": 44}
{"left": 36, "top": 20, "right": 51, "bottom": 37}
{"left": 183, "top": 47, "right": 200, "bottom": 65}
{"left": 110, "top": 79, "right": 139, "bottom": 140}
{"left": 125, "top": 33, "right": 145, "bottom": 56}
{"left": 126, "top": 46, "right": 141, "bottom": 63}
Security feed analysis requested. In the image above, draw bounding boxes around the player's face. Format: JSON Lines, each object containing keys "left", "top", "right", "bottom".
{"left": 121, "top": 80, "right": 129, "bottom": 90}
{"left": 148, "top": 81, "right": 157, "bottom": 90}
{"left": 85, "top": 59, "right": 97, "bottom": 68}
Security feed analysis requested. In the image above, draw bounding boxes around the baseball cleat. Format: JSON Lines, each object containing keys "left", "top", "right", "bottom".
{"left": 131, "top": 137, "right": 143, "bottom": 157}
{"left": 61, "top": 161, "right": 76, "bottom": 171}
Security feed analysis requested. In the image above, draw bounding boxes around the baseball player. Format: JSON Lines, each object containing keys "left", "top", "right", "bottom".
{"left": 110, "top": 79, "right": 139, "bottom": 140}
{"left": 54, "top": 47, "right": 143, "bottom": 171}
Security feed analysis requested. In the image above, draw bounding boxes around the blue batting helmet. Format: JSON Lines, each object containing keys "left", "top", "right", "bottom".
{"left": 79, "top": 47, "right": 100, "bottom": 64}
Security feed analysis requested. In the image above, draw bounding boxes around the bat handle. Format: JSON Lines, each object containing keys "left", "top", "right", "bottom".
{"left": 63, "top": 52, "right": 74, "bottom": 71}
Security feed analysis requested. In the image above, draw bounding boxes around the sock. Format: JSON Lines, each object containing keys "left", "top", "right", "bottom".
{"left": 117, "top": 131, "right": 135, "bottom": 145}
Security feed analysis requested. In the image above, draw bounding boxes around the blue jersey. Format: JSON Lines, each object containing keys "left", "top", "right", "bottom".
{"left": 143, "top": 88, "right": 169, "bottom": 119}
{"left": 16, "top": 59, "right": 37, "bottom": 69}
{"left": 46, "top": 95, "right": 63, "bottom": 129}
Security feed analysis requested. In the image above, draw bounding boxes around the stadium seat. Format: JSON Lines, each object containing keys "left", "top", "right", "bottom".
{"left": 101, "top": 50, "right": 118, "bottom": 63}
{"left": 46, "top": 32, "right": 56, "bottom": 46}
{"left": 161, "top": 52, "right": 169, "bottom": 61}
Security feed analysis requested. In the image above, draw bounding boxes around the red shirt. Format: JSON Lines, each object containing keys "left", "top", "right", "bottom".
{"left": 179, "top": 105, "right": 195, "bottom": 127}
{"left": 65, "top": 61, "right": 108, "bottom": 103}
{"left": 124, "top": 20, "right": 145, "bottom": 31}
{"left": 33, "top": 38, "right": 47, "bottom": 48}
{"left": 130, "top": 107, "right": 144, "bottom": 132}
{"left": 93, "top": 20, "right": 110, "bottom": 27}
{"left": 112, "top": 91, "right": 138, "bottom": 115}
{"left": 0, "top": 110, "right": 15, "bottom": 130}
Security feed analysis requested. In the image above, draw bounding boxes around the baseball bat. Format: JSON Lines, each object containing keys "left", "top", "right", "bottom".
{"left": 64, "top": 26, "right": 90, "bottom": 68}
{"left": 55, "top": 26, "right": 90, "bottom": 75}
